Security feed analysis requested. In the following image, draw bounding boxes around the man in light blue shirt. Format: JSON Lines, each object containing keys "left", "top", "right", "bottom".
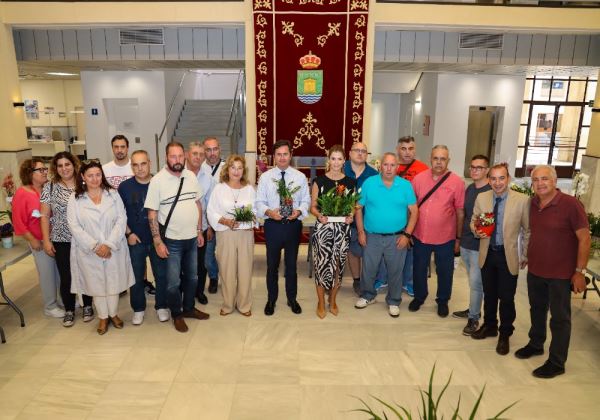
{"left": 354, "top": 153, "right": 418, "bottom": 318}
{"left": 186, "top": 141, "right": 216, "bottom": 305}
{"left": 256, "top": 139, "right": 310, "bottom": 316}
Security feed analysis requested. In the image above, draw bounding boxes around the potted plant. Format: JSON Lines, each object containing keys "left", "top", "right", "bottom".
{"left": 0, "top": 215, "right": 14, "bottom": 249}
{"left": 317, "top": 184, "right": 361, "bottom": 223}
{"left": 588, "top": 212, "right": 600, "bottom": 258}
{"left": 228, "top": 204, "right": 255, "bottom": 230}
{"left": 473, "top": 212, "right": 495, "bottom": 237}
{"left": 273, "top": 178, "right": 301, "bottom": 219}
{"left": 510, "top": 180, "right": 534, "bottom": 197}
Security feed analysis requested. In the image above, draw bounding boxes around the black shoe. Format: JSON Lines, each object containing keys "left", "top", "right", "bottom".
{"left": 462, "top": 318, "right": 479, "bottom": 336}
{"left": 352, "top": 280, "right": 361, "bottom": 297}
{"left": 496, "top": 335, "right": 510, "bottom": 355}
{"left": 452, "top": 309, "right": 469, "bottom": 319}
{"left": 144, "top": 279, "right": 156, "bottom": 296}
{"left": 287, "top": 300, "right": 302, "bottom": 314}
{"left": 264, "top": 301, "right": 275, "bottom": 316}
{"left": 408, "top": 299, "right": 423, "bottom": 312}
{"left": 208, "top": 278, "right": 218, "bottom": 294}
{"left": 196, "top": 293, "right": 208, "bottom": 305}
{"left": 471, "top": 325, "right": 498, "bottom": 340}
{"left": 515, "top": 345, "right": 544, "bottom": 359}
{"left": 532, "top": 360, "right": 565, "bottom": 379}
{"left": 437, "top": 303, "right": 449, "bottom": 318}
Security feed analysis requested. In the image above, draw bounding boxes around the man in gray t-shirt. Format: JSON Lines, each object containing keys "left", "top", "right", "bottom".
{"left": 452, "top": 155, "right": 491, "bottom": 335}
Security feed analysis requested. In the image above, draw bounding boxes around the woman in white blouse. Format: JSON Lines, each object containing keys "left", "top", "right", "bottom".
{"left": 67, "top": 160, "right": 135, "bottom": 335}
{"left": 207, "top": 155, "right": 256, "bottom": 317}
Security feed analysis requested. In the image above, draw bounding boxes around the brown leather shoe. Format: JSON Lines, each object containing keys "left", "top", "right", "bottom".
{"left": 182, "top": 308, "right": 210, "bottom": 320}
{"left": 97, "top": 318, "right": 109, "bottom": 335}
{"left": 173, "top": 316, "right": 188, "bottom": 333}
{"left": 110, "top": 315, "right": 124, "bottom": 329}
{"left": 496, "top": 334, "right": 510, "bottom": 355}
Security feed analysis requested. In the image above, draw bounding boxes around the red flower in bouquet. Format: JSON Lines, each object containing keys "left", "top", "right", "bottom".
{"left": 474, "top": 212, "right": 495, "bottom": 237}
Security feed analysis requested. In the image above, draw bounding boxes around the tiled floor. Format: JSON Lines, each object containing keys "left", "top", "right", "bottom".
{"left": 0, "top": 245, "right": 598, "bottom": 419}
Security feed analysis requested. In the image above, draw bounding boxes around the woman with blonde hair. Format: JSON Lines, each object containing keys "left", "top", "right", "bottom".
{"left": 310, "top": 145, "right": 356, "bottom": 318}
{"left": 207, "top": 155, "right": 256, "bottom": 316}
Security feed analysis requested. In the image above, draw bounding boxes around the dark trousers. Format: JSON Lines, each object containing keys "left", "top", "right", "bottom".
{"left": 481, "top": 248, "right": 518, "bottom": 336}
{"left": 264, "top": 219, "right": 302, "bottom": 303}
{"left": 54, "top": 241, "right": 92, "bottom": 312}
{"left": 527, "top": 272, "right": 572, "bottom": 368}
{"left": 164, "top": 237, "right": 198, "bottom": 318}
{"left": 412, "top": 238, "right": 455, "bottom": 304}
{"left": 196, "top": 230, "right": 208, "bottom": 296}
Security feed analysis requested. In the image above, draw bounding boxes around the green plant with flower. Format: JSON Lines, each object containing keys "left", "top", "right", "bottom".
{"left": 510, "top": 180, "right": 534, "bottom": 197}
{"left": 317, "top": 184, "right": 360, "bottom": 217}
{"left": 228, "top": 204, "right": 255, "bottom": 222}
{"left": 273, "top": 178, "right": 301, "bottom": 203}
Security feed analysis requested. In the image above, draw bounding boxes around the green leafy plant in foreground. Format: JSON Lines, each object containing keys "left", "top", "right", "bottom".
{"left": 351, "top": 364, "right": 517, "bottom": 420}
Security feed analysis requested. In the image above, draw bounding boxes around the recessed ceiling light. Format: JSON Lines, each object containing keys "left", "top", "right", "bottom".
{"left": 46, "top": 72, "right": 77, "bottom": 76}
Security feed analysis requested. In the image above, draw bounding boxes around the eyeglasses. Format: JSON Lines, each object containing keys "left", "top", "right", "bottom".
{"left": 469, "top": 166, "right": 488, "bottom": 171}
{"left": 351, "top": 149, "right": 367, "bottom": 154}
{"left": 33, "top": 167, "right": 49, "bottom": 173}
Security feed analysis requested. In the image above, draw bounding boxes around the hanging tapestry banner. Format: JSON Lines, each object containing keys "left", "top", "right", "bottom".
{"left": 253, "top": 0, "right": 369, "bottom": 157}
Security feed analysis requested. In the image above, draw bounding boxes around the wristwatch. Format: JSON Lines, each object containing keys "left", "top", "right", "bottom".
{"left": 575, "top": 267, "right": 587, "bottom": 276}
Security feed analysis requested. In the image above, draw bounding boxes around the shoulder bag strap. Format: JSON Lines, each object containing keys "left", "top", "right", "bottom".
{"left": 163, "top": 178, "right": 185, "bottom": 231}
{"left": 398, "top": 159, "right": 415, "bottom": 178}
{"left": 211, "top": 161, "right": 223, "bottom": 177}
{"left": 418, "top": 172, "right": 451, "bottom": 208}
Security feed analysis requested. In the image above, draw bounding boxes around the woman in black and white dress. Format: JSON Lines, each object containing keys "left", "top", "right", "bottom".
{"left": 310, "top": 145, "right": 356, "bottom": 318}
{"left": 41, "top": 152, "right": 95, "bottom": 327}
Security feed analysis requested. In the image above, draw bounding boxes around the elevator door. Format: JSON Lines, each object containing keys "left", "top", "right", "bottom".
{"left": 464, "top": 107, "right": 494, "bottom": 178}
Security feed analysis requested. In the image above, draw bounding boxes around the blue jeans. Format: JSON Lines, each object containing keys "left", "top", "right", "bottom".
{"left": 164, "top": 237, "right": 198, "bottom": 318}
{"left": 129, "top": 242, "right": 166, "bottom": 312}
{"left": 361, "top": 233, "right": 407, "bottom": 306}
{"left": 402, "top": 248, "right": 413, "bottom": 290}
{"left": 204, "top": 233, "right": 219, "bottom": 279}
{"left": 413, "top": 238, "right": 455, "bottom": 305}
{"left": 460, "top": 247, "right": 482, "bottom": 320}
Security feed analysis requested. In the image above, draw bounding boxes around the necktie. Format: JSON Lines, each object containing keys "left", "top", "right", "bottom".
{"left": 281, "top": 171, "right": 286, "bottom": 182}
{"left": 491, "top": 196, "right": 502, "bottom": 246}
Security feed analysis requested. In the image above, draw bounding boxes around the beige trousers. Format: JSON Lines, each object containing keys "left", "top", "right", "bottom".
{"left": 216, "top": 229, "right": 254, "bottom": 314}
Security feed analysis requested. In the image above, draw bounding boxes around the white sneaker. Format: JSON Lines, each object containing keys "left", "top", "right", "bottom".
{"left": 132, "top": 311, "right": 145, "bottom": 325}
{"left": 44, "top": 307, "right": 66, "bottom": 318}
{"left": 156, "top": 308, "right": 170, "bottom": 322}
{"left": 388, "top": 305, "right": 400, "bottom": 318}
{"left": 355, "top": 297, "right": 376, "bottom": 309}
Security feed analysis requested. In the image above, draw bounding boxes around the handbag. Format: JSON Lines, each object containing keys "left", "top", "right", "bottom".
{"left": 158, "top": 178, "right": 184, "bottom": 241}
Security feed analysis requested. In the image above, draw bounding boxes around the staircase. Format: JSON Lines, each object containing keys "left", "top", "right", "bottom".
{"left": 172, "top": 99, "right": 234, "bottom": 156}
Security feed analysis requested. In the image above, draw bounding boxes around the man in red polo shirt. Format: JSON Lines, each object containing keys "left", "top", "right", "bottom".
{"left": 395, "top": 136, "right": 429, "bottom": 297}
{"left": 515, "top": 165, "right": 590, "bottom": 379}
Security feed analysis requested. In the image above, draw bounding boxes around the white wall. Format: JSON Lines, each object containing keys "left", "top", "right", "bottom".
{"left": 399, "top": 72, "right": 438, "bottom": 162}
{"left": 434, "top": 74, "right": 526, "bottom": 175}
{"left": 81, "top": 71, "right": 167, "bottom": 166}
{"left": 20, "top": 79, "right": 82, "bottom": 127}
{"left": 369, "top": 93, "right": 401, "bottom": 159}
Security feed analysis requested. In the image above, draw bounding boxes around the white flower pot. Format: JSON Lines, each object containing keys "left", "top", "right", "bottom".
{"left": 1, "top": 236, "right": 13, "bottom": 249}
{"left": 326, "top": 216, "right": 347, "bottom": 223}
{"left": 235, "top": 221, "right": 254, "bottom": 230}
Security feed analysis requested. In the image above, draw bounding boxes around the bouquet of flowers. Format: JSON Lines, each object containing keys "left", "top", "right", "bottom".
{"left": 317, "top": 184, "right": 361, "bottom": 221}
{"left": 0, "top": 173, "right": 15, "bottom": 239}
{"left": 228, "top": 204, "right": 255, "bottom": 230}
{"left": 474, "top": 212, "right": 495, "bottom": 237}
{"left": 273, "top": 178, "right": 301, "bottom": 218}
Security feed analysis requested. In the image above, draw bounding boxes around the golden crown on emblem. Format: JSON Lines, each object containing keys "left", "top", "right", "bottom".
{"left": 299, "top": 51, "right": 321, "bottom": 69}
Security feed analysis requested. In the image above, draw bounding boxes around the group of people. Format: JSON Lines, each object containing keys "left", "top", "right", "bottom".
{"left": 10, "top": 134, "right": 590, "bottom": 379}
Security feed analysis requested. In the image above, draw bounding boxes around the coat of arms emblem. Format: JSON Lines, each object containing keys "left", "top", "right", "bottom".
{"left": 297, "top": 51, "right": 323, "bottom": 105}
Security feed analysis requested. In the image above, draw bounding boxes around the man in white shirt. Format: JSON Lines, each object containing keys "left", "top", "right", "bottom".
{"left": 186, "top": 141, "right": 215, "bottom": 305}
{"left": 102, "top": 135, "right": 134, "bottom": 189}
{"left": 145, "top": 142, "right": 209, "bottom": 333}
{"left": 201, "top": 137, "right": 224, "bottom": 293}
{"left": 256, "top": 139, "right": 310, "bottom": 316}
